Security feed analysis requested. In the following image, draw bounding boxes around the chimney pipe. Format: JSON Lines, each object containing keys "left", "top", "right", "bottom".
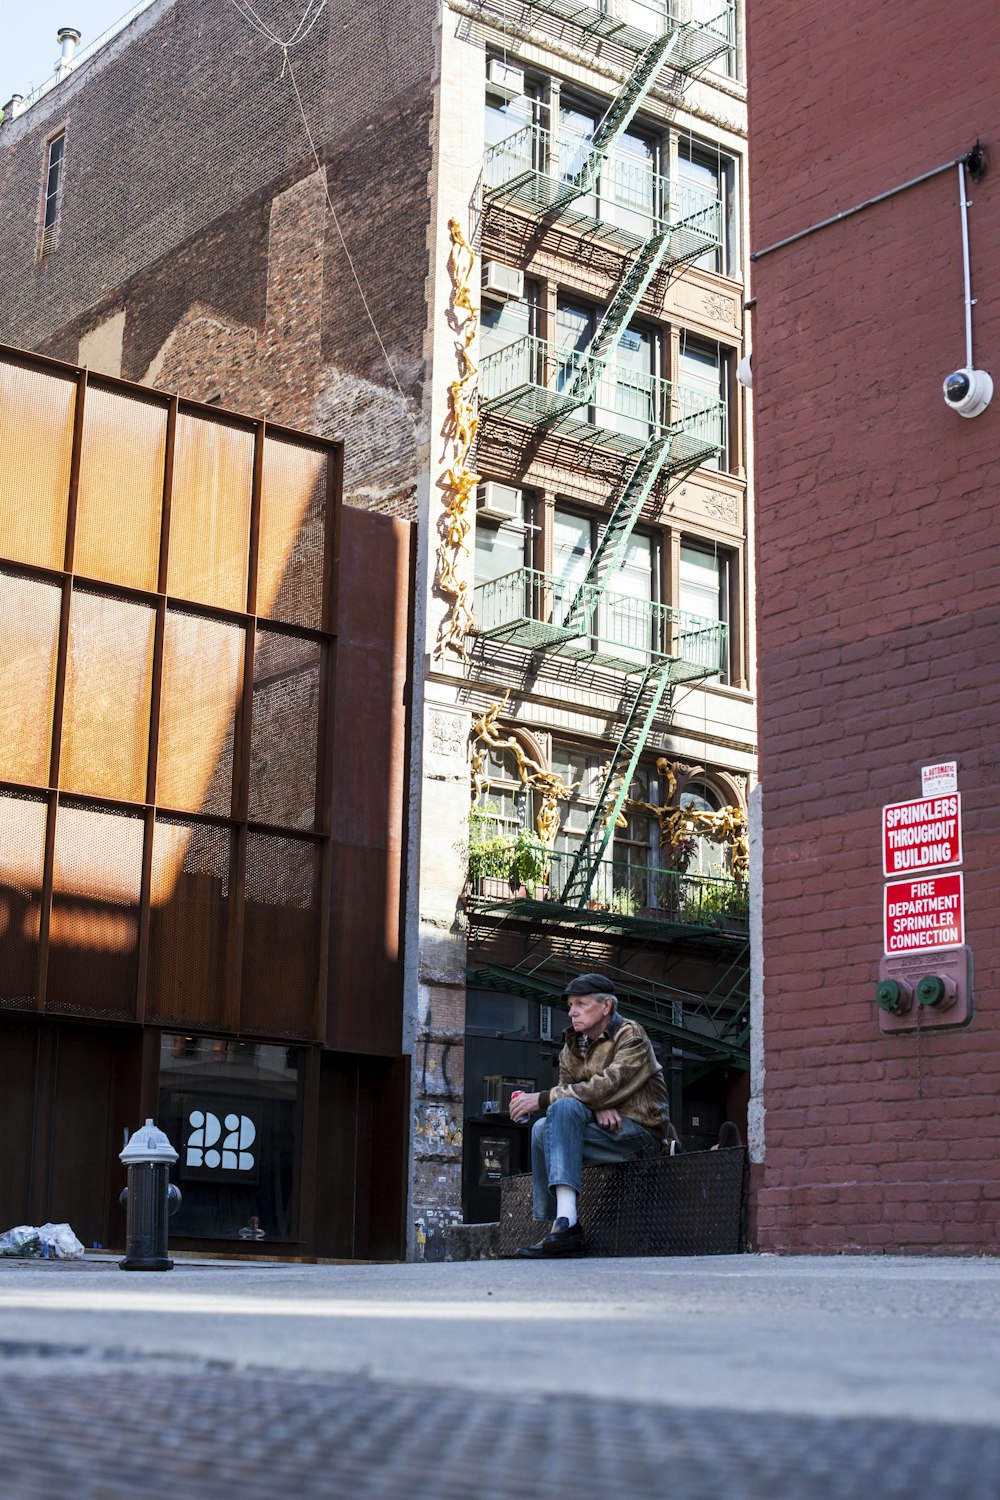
{"left": 2, "top": 94, "right": 26, "bottom": 121}
{"left": 55, "top": 27, "right": 82, "bottom": 80}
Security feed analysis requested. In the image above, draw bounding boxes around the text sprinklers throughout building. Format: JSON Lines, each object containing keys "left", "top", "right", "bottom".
{"left": 878, "top": 764, "right": 971, "bottom": 1030}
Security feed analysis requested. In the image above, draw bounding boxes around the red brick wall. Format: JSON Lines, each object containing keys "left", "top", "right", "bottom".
{"left": 747, "top": 0, "right": 1000, "bottom": 1252}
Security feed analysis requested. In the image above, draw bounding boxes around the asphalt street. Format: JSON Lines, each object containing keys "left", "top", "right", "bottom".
{"left": 2, "top": 1252, "right": 999, "bottom": 1497}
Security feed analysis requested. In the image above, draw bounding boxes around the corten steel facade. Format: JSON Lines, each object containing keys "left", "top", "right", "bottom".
{"left": 746, "top": 0, "right": 1000, "bottom": 1251}
{"left": 0, "top": 346, "right": 411, "bottom": 1258}
{"left": 1, "top": 0, "right": 756, "bottom": 1257}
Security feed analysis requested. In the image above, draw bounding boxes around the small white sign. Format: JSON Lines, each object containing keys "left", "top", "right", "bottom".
{"left": 922, "top": 762, "right": 958, "bottom": 797}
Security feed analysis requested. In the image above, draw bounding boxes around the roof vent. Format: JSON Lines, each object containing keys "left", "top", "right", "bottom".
{"left": 56, "top": 27, "right": 82, "bottom": 81}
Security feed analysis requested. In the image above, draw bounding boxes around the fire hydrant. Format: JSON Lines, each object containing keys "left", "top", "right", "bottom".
{"left": 119, "top": 1119, "right": 182, "bottom": 1272}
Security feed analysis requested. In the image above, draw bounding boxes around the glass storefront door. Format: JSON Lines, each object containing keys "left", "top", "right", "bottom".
{"left": 158, "top": 1034, "right": 304, "bottom": 1242}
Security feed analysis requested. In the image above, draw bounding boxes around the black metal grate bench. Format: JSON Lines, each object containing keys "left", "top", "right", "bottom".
{"left": 443, "top": 1147, "right": 747, "bottom": 1259}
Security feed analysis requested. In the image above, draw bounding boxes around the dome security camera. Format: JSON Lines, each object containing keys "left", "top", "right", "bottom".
{"left": 943, "top": 366, "right": 993, "bottom": 418}
{"left": 736, "top": 353, "right": 752, "bottom": 389}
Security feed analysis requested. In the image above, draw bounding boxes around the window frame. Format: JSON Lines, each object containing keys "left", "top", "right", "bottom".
{"left": 39, "top": 130, "right": 67, "bottom": 258}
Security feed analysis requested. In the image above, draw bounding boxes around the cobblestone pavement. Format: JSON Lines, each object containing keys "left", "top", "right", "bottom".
{"left": 2, "top": 1348, "right": 1000, "bottom": 1500}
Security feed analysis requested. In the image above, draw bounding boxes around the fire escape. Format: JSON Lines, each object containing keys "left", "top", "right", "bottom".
{"left": 475, "top": 2, "right": 733, "bottom": 907}
{"left": 467, "top": 0, "right": 748, "bottom": 1074}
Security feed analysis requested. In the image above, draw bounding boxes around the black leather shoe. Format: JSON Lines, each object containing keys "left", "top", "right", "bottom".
{"left": 514, "top": 1217, "right": 585, "bottom": 1258}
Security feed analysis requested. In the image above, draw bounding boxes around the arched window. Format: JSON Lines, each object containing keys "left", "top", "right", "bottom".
{"left": 678, "top": 779, "right": 729, "bottom": 877}
{"left": 475, "top": 745, "right": 532, "bottom": 839}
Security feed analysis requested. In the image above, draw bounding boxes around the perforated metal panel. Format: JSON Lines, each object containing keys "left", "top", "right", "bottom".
{"left": 241, "top": 832, "right": 319, "bottom": 1037}
{"left": 60, "top": 590, "right": 155, "bottom": 803}
{"left": 157, "top": 609, "right": 244, "bottom": 817}
{"left": 0, "top": 790, "right": 47, "bottom": 1010}
{"left": 496, "top": 1147, "right": 747, "bottom": 1257}
{"left": 147, "top": 817, "right": 231, "bottom": 1029}
{"left": 166, "top": 412, "right": 254, "bottom": 613}
{"left": 0, "top": 571, "right": 61, "bottom": 787}
{"left": 0, "top": 359, "right": 75, "bottom": 571}
{"left": 75, "top": 384, "right": 166, "bottom": 591}
{"left": 47, "top": 801, "right": 144, "bottom": 1020}
{"left": 248, "top": 630, "right": 321, "bottom": 830}
{"left": 0, "top": 349, "right": 339, "bottom": 1036}
{"left": 258, "top": 437, "right": 328, "bottom": 630}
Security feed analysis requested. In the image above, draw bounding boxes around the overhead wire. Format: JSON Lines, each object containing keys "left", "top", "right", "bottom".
{"left": 227, "top": 0, "right": 419, "bottom": 427}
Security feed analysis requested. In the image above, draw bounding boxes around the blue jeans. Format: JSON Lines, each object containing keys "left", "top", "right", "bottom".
{"left": 530, "top": 1095, "right": 660, "bottom": 1220}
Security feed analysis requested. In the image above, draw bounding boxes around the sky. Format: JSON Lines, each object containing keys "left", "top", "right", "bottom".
{"left": 3, "top": 0, "right": 135, "bottom": 103}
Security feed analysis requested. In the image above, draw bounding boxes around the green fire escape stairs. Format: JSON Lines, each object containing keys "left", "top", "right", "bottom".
{"left": 558, "top": 669, "right": 675, "bottom": 908}
{"left": 683, "top": 941, "right": 751, "bottom": 1084}
{"left": 563, "top": 29, "right": 684, "bottom": 201}
{"left": 555, "top": 430, "right": 674, "bottom": 642}
{"left": 476, "top": 27, "right": 727, "bottom": 914}
{"left": 562, "top": 230, "right": 676, "bottom": 406}
{"left": 465, "top": 959, "right": 749, "bottom": 1071}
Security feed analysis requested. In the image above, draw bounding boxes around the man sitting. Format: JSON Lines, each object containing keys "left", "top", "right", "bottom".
{"left": 509, "top": 973, "right": 672, "bottom": 1258}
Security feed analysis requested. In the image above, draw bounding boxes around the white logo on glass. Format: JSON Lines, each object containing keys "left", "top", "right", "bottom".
{"left": 186, "top": 1110, "right": 256, "bottom": 1170}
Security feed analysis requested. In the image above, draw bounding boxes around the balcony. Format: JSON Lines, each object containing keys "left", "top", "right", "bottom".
{"left": 473, "top": 0, "right": 734, "bottom": 70}
{"left": 472, "top": 567, "right": 726, "bottom": 677}
{"left": 468, "top": 843, "right": 748, "bottom": 933}
{"left": 479, "top": 335, "right": 725, "bottom": 467}
{"left": 484, "top": 125, "right": 722, "bottom": 258}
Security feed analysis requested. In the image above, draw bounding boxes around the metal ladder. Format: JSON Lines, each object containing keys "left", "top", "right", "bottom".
{"left": 563, "top": 230, "right": 674, "bottom": 407}
{"left": 559, "top": 668, "right": 674, "bottom": 907}
{"left": 566, "top": 30, "right": 683, "bottom": 199}
{"left": 558, "top": 432, "right": 674, "bottom": 639}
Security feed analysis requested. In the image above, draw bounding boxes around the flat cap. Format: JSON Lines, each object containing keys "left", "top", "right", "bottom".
{"left": 562, "top": 973, "right": 616, "bottom": 997}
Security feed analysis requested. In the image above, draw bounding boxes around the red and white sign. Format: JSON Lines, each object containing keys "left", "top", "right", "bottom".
{"left": 882, "top": 794, "right": 962, "bottom": 877}
{"left": 884, "top": 873, "right": 964, "bottom": 954}
{"left": 922, "top": 761, "right": 958, "bottom": 797}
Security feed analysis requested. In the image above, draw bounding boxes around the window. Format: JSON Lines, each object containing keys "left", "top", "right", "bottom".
{"left": 551, "top": 744, "right": 599, "bottom": 860}
{"left": 474, "top": 745, "right": 532, "bottom": 839}
{"left": 559, "top": 101, "right": 660, "bottom": 238}
{"left": 676, "top": 139, "right": 738, "bottom": 276}
{"left": 550, "top": 746, "right": 660, "bottom": 908}
{"left": 556, "top": 299, "right": 657, "bottom": 439}
{"left": 553, "top": 506, "right": 658, "bottom": 661}
{"left": 484, "top": 73, "right": 540, "bottom": 148}
{"left": 40, "top": 133, "right": 65, "bottom": 254}
{"left": 679, "top": 542, "right": 730, "bottom": 682}
{"left": 678, "top": 338, "right": 729, "bottom": 469}
{"left": 480, "top": 295, "right": 534, "bottom": 362}
{"left": 678, "top": 780, "right": 729, "bottom": 877}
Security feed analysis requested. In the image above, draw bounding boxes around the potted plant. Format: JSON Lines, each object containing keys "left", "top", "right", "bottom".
{"left": 467, "top": 802, "right": 516, "bottom": 895}
{"left": 512, "top": 828, "right": 551, "bottom": 898}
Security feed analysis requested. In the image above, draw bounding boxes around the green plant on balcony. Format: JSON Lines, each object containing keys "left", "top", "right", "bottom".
{"left": 609, "top": 886, "right": 637, "bottom": 917}
{"left": 678, "top": 877, "right": 749, "bottom": 928}
{"left": 467, "top": 802, "right": 516, "bottom": 889}
{"left": 512, "top": 829, "right": 551, "bottom": 897}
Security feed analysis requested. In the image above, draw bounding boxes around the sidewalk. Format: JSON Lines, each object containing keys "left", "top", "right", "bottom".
{"left": 1, "top": 1253, "right": 999, "bottom": 1497}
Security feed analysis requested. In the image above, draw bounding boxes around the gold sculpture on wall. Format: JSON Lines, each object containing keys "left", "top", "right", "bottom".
{"left": 433, "top": 217, "right": 481, "bottom": 662}
{"left": 470, "top": 692, "right": 579, "bottom": 844}
{"left": 628, "top": 756, "right": 749, "bottom": 880}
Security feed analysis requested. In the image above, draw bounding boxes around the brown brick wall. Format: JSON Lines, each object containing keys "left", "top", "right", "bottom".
{"left": 0, "top": 0, "right": 436, "bottom": 519}
{"left": 748, "top": 0, "right": 1000, "bottom": 1252}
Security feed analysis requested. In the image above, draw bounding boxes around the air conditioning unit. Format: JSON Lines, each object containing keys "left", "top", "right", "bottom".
{"left": 487, "top": 58, "right": 525, "bottom": 99}
{"left": 482, "top": 261, "right": 524, "bottom": 302}
{"left": 477, "top": 482, "right": 523, "bottom": 523}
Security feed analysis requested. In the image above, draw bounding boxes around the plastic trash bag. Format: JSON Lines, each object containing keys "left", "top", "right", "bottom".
{"left": 38, "top": 1223, "right": 85, "bottom": 1258}
{"left": 0, "top": 1225, "right": 42, "bottom": 1257}
{"left": 0, "top": 1222, "right": 85, "bottom": 1259}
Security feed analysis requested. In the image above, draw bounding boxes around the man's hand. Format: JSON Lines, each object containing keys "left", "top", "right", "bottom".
{"left": 509, "top": 1091, "right": 541, "bottom": 1122}
{"left": 595, "top": 1108, "right": 623, "bottom": 1131}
